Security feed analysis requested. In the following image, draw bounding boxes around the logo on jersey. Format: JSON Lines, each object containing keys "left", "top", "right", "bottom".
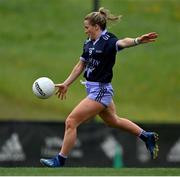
{"left": 89, "top": 47, "right": 94, "bottom": 55}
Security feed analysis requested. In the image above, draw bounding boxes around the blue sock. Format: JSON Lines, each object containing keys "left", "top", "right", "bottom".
{"left": 139, "top": 130, "right": 148, "bottom": 142}
{"left": 58, "top": 154, "right": 67, "bottom": 167}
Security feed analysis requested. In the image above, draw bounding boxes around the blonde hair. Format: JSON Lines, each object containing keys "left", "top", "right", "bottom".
{"left": 84, "top": 7, "right": 121, "bottom": 30}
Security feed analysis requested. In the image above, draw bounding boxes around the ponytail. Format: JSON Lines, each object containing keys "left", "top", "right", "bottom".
{"left": 99, "top": 7, "right": 121, "bottom": 22}
{"left": 84, "top": 7, "right": 121, "bottom": 30}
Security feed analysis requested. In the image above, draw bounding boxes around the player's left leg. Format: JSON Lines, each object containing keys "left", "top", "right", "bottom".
{"left": 40, "top": 97, "right": 105, "bottom": 167}
{"left": 98, "top": 101, "right": 159, "bottom": 159}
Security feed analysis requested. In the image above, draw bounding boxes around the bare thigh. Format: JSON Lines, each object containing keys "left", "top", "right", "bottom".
{"left": 67, "top": 97, "right": 105, "bottom": 127}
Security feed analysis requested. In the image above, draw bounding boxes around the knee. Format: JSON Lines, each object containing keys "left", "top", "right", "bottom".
{"left": 104, "top": 117, "right": 119, "bottom": 128}
{"left": 105, "top": 121, "right": 116, "bottom": 128}
{"left": 65, "top": 116, "right": 77, "bottom": 130}
{"left": 104, "top": 121, "right": 112, "bottom": 127}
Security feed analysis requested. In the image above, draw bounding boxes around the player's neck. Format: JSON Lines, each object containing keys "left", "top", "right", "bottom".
{"left": 92, "top": 30, "right": 103, "bottom": 41}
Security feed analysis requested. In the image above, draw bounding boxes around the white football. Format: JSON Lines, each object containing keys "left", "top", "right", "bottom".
{"left": 32, "top": 77, "right": 55, "bottom": 99}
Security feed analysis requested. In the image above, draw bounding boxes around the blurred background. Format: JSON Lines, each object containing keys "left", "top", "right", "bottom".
{"left": 0, "top": 0, "right": 179, "bottom": 167}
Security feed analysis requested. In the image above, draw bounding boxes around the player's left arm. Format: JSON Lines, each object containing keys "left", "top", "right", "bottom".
{"left": 117, "top": 32, "right": 158, "bottom": 48}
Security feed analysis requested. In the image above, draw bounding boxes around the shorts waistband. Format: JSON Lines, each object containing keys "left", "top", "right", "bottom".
{"left": 80, "top": 80, "right": 111, "bottom": 86}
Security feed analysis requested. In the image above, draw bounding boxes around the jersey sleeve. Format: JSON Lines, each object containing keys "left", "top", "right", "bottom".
{"left": 109, "top": 37, "right": 124, "bottom": 52}
{"left": 116, "top": 40, "right": 124, "bottom": 52}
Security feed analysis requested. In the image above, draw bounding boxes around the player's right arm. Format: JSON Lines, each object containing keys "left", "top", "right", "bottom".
{"left": 55, "top": 60, "right": 86, "bottom": 100}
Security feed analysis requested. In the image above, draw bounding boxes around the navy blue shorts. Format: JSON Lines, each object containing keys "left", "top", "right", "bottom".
{"left": 82, "top": 81, "right": 114, "bottom": 107}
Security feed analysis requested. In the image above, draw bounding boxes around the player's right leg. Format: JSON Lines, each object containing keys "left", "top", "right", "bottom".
{"left": 40, "top": 97, "right": 105, "bottom": 167}
{"left": 99, "top": 101, "right": 143, "bottom": 136}
{"left": 98, "top": 101, "right": 159, "bottom": 159}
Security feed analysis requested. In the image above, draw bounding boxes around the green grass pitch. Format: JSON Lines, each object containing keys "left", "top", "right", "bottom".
{"left": 0, "top": 168, "right": 180, "bottom": 176}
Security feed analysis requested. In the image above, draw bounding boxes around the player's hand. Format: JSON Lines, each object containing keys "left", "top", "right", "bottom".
{"left": 55, "top": 83, "right": 68, "bottom": 100}
{"left": 139, "top": 32, "right": 158, "bottom": 44}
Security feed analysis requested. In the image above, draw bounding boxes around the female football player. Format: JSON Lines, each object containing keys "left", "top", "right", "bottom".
{"left": 40, "top": 7, "right": 159, "bottom": 167}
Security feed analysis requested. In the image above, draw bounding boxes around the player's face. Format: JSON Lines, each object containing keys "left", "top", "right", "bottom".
{"left": 84, "top": 20, "right": 100, "bottom": 40}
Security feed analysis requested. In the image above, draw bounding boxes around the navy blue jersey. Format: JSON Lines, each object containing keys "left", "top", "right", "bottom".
{"left": 80, "top": 30, "right": 123, "bottom": 83}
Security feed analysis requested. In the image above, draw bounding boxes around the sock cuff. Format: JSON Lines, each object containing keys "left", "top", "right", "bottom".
{"left": 138, "top": 129, "right": 144, "bottom": 137}
{"left": 139, "top": 130, "right": 148, "bottom": 142}
{"left": 59, "top": 153, "right": 68, "bottom": 159}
